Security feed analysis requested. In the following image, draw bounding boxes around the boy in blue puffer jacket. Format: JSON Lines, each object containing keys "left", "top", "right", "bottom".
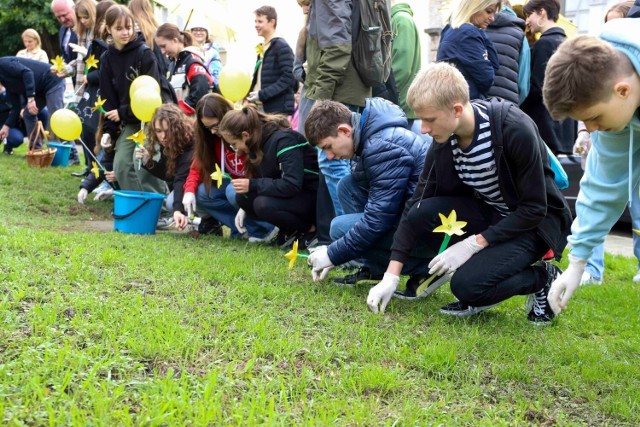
{"left": 543, "top": 18, "right": 640, "bottom": 315}
{"left": 305, "top": 98, "right": 429, "bottom": 289}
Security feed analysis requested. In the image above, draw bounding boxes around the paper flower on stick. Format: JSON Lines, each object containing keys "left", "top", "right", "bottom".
{"left": 433, "top": 210, "right": 467, "bottom": 254}
{"left": 91, "top": 161, "right": 102, "bottom": 179}
{"left": 634, "top": 229, "right": 640, "bottom": 236}
{"left": 92, "top": 96, "right": 106, "bottom": 113}
{"left": 51, "top": 55, "right": 66, "bottom": 73}
{"left": 284, "top": 240, "right": 309, "bottom": 270}
{"left": 85, "top": 54, "right": 99, "bottom": 72}
{"left": 256, "top": 43, "right": 264, "bottom": 58}
{"left": 209, "top": 163, "right": 231, "bottom": 188}
{"left": 127, "top": 129, "right": 146, "bottom": 147}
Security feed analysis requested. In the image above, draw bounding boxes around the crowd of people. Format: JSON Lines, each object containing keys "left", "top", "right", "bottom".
{"left": 1, "top": 0, "right": 639, "bottom": 325}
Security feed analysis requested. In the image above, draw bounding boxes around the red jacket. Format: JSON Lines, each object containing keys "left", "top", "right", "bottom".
{"left": 183, "top": 136, "right": 247, "bottom": 193}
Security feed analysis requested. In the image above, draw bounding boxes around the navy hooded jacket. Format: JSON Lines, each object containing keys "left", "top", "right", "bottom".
{"left": 0, "top": 56, "right": 64, "bottom": 128}
{"left": 327, "top": 98, "right": 428, "bottom": 266}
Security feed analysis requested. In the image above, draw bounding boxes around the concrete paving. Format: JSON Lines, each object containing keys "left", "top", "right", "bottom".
{"left": 604, "top": 230, "right": 635, "bottom": 258}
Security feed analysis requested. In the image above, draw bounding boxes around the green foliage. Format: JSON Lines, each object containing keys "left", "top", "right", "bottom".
{"left": 0, "top": 0, "right": 128, "bottom": 58}
{"left": 0, "top": 146, "right": 639, "bottom": 425}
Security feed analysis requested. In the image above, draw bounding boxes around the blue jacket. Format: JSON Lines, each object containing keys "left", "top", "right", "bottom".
{"left": 251, "top": 37, "right": 295, "bottom": 115}
{"left": 328, "top": 97, "right": 428, "bottom": 266}
{"left": 568, "top": 18, "right": 640, "bottom": 260}
{"left": 0, "top": 56, "right": 63, "bottom": 128}
{"left": 437, "top": 23, "right": 500, "bottom": 100}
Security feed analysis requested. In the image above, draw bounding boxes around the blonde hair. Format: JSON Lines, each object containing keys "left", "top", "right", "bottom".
{"left": 407, "top": 62, "right": 470, "bottom": 112}
{"left": 128, "top": 0, "right": 158, "bottom": 49}
{"left": 449, "top": 0, "right": 502, "bottom": 28}
{"left": 21, "top": 29, "right": 42, "bottom": 48}
{"left": 74, "top": 0, "right": 97, "bottom": 38}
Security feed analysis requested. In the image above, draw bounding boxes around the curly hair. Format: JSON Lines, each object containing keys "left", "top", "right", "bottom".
{"left": 146, "top": 103, "right": 194, "bottom": 178}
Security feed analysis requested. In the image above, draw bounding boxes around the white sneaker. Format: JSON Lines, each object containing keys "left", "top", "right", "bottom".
{"left": 633, "top": 268, "right": 640, "bottom": 283}
{"left": 580, "top": 271, "right": 602, "bottom": 286}
{"left": 248, "top": 227, "right": 279, "bottom": 243}
{"left": 156, "top": 216, "right": 175, "bottom": 230}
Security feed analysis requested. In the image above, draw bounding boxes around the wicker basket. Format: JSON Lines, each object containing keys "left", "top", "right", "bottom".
{"left": 26, "top": 120, "right": 56, "bottom": 168}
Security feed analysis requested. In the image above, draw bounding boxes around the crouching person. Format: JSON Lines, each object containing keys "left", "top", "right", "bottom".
{"left": 367, "top": 62, "right": 572, "bottom": 325}
{"left": 304, "top": 98, "right": 429, "bottom": 286}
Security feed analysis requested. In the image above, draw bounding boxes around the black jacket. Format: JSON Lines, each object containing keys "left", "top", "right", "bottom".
{"left": 99, "top": 34, "right": 165, "bottom": 139}
{"left": 521, "top": 27, "right": 576, "bottom": 154}
{"left": 170, "top": 50, "right": 212, "bottom": 114}
{"left": 251, "top": 37, "right": 296, "bottom": 115}
{"left": 247, "top": 125, "right": 319, "bottom": 197}
{"left": 142, "top": 144, "right": 194, "bottom": 214}
{"left": 0, "top": 56, "right": 64, "bottom": 128}
{"left": 390, "top": 98, "right": 572, "bottom": 264}
{"left": 485, "top": 12, "right": 525, "bottom": 104}
{"left": 59, "top": 26, "right": 78, "bottom": 64}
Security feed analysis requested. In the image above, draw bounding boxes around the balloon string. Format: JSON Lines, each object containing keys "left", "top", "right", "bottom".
{"left": 76, "top": 137, "right": 116, "bottom": 190}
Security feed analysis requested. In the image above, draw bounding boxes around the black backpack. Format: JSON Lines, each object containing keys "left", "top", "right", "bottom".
{"left": 351, "top": 0, "right": 393, "bottom": 88}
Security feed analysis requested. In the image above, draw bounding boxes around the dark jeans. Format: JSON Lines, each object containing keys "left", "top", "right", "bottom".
{"left": 384, "top": 196, "right": 551, "bottom": 305}
{"left": 237, "top": 190, "right": 317, "bottom": 234}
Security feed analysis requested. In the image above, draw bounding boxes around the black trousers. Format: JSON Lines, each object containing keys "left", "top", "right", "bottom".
{"left": 237, "top": 190, "right": 317, "bottom": 235}
{"left": 395, "top": 196, "right": 552, "bottom": 306}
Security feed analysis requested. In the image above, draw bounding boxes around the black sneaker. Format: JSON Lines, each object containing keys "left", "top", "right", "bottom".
{"left": 440, "top": 300, "right": 499, "bottom": 317}
{"left": 197, "top": 217, "right": 223, "bottom": 236}
{"left": 278, "top": 231, "right": 299, "bottom": 250}
{"left": 394, "top": 272, "right": 452, "bottom": 300}
{"left": 298, "top": 231, "right": 318, "bottom": 250}
{"left": 526, "top": 262, "right": 560, "bottom": 325}
{"left": 333, "top": 267, "right": 383, "bottom": 287}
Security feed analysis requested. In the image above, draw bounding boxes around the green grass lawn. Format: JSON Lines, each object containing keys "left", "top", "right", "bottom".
{"left": 1, "top": 146, "right": 639, "bottom": 426}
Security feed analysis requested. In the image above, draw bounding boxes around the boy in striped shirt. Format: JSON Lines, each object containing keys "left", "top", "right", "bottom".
{"left": 367, "top": 62, "right": 572, "bottom": 325}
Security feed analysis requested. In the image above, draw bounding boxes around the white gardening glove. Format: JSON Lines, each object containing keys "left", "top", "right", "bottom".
{"left": 69, "top": 42, "right": 88, "bottom": 58}
{"left": 547, "top": 254, "right": 586, "bottom": 315}
{"left": 77, "top": 188, "right": 88, "bottom": 204}
{"left": 367, "top": 273, "right": 400, "bottom": 314}
{"left": 93, "top": 188, "right": 113, "bottom": 201}
{"left": 182, "top": 192, "right": 196, "bottom": 217}
{"left": 247, "top": 91, "right": 260, "bottom": 103}
{"left": 100, "top": 134, "right": 112, "bottom": 149}
{"left": 428, "top": 235, "right": 484, "bottom": 276}
{"left": 234, "top": 208, "right": 247, "bottom": 233}
{"left": 307, "top": 245, "right": 334, "bottom": 281}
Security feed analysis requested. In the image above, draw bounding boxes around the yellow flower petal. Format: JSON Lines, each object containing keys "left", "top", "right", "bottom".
{"left": 284, "top": 240, "right": 299, "bottom": 270}
{"left": 209, "top": 164, "right": 223, "bottom": 188}
{"left": 92, "top": 96, "right": 106, "bottom": 112}
{"left": 433, "top": 210, "right": 467, "bottom": 236}
{"left": 91, "top": 161, "right": 100, "bottom": 179}
{"left": 633, "top": 229, "right": 640, "bottom": 236}
{"left": 127, "top": 130, "right": 146, "bottom": 146}
{"left": 85, "top": 54, "right": 99, "bottom": 70}
{"left": 51, "top": 55, "right": 65, "bottom": 73}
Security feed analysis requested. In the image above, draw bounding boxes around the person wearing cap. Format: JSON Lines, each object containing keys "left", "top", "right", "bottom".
{"left": 189, "top": 18, "right": 223, "bottom": 88}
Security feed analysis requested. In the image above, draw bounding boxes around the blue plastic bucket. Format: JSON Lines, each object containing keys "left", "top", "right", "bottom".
{"left": 49, "top": 142, "right": 72, "bottom": 167}
{"left": 113, "top": 191, "right": 165, "bottom": 234}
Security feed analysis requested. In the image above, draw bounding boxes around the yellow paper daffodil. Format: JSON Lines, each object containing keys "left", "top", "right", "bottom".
{"left": 127, "top": 130, "right": 146, "bottom": 146}
{"left": 210, "top": 163, "right": 223, "bottom": 189}
{"left": 256, "top": 43, "right": 264, "bottom": 58}
{"left": 85, "top": 54, "right": 99, "bottom": 71}
{"left": 51, "top": 55, "right": 66, "bottom": 73}
{"left": 91, "top": 161, "right": 100, "bottom": 179}
{"left": 433, "top": 210, "right": 467, "bottom": 236}
{"left": 633, "top": 229, "right": 640, "bottom": 236}
{"left": 284, "top": 240, "right": 299, "bottom": 270}
{"left": 92, "top": 96, "right": 106, "bottom": 112}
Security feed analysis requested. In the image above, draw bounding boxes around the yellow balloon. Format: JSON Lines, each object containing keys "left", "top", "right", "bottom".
{"left": 131, "top": 88, "right": 162, "bottom": 122}
{"left": 129, "top": 75, "right": 160, "bottom": 99}
{"left": 50, "top": 108, "right": 82, "bottom": 141}
{"left": 218, "top": 64, "right": 252, "bottom": 102}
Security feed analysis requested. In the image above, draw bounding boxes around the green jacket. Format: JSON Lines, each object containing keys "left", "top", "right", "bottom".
{"left": 391, "top": 3, "right": 422, "bottom": 118}
{"left": 305, "top": 0, "right": 371, "bottom": 107}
